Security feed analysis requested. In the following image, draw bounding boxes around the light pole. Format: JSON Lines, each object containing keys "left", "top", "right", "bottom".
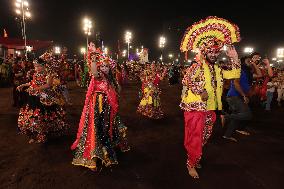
{"left": 122, "top": 50, "right": 127, "bottom": 58}
{"left": 104, "top": 47, "right": 108, "bottom": 55}
{"left": 54, "top": 46, "right": 61, "bottom": 55}
{"left": 277, "top": 48, "right": 284, "bottom": 58}
{"left": 15, "top": 0, "right": 31, "bottom": 59}
{"left": 80, "top": 47, "right": 86, "bottom": 55}
{"left": 83, "top": 18, "right": 92, "bottom": 50}
{"left": 125, "top": 31, "right": 132, "bottom": 60}
{"left": 159, "top": 36, "right": 166, "bottom": 62}
{"left": 168, "top": 53, "right": 173, "bottom": 63}
{"left": 244, "top": 47, "right": 254, "bottom": 54}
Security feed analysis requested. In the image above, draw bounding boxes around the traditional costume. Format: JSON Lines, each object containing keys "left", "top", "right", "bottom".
{"left": 137, "top": 63, "right": 166, "bottom": 119}
{"left": 180, "top": 16, "right": 241, "bottom": 173}
{"left": 71, "top": 43, "right": 130, "bottom": 170}
{"left": 18, "top": 58, "right": 68, "bottom": 143}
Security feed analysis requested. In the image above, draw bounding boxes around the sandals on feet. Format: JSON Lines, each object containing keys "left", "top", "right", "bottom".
{"left": 236, "top": 130, "right": 250, "bottom": 136}
{"left": 222, "top": 136, "right": 237, "bottom": 142}
{"left": 196, "top": 163, "right": 202, "bottom": 169}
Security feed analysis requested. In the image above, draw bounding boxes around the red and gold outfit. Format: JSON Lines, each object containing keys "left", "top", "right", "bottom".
{"left": 137, "top": 69, "right": 164, "bottom": 119}
{"left": 180, "top": 16, "right": 241, "bottom": 168}
{"left": 252, "top": 67, "right": 271, "bottom": 101}
{"left": 18, "top": 70, "right": 68, "bottom": 143}
{"left": 181, "top": 56, "right": 240, "bottom": 167}
{"left": 71, "top": 43, "right": 130, "bottom": 169}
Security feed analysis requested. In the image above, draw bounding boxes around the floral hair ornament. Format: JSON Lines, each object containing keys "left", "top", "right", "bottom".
{"left": 87, "top": 42, "right": 116, "bottom": 68}
{"left": 180, "top": 16, "right": 241, "bottom": 55}
{"left": 39, "top": 51, "right": 53, "bottom": 62}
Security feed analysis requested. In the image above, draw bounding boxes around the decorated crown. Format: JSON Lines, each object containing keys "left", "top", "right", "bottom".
{"left": 87, "top": 42, "right": 115, "bottom": 67}
{"left": 39, "top": 51, "right": 53, "bottom": 62}
{"left": 180, "top": 16, "right": 241, "bottom": 53}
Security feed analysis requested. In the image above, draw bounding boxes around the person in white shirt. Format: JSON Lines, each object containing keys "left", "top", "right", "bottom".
{"left": 265, "top": 78, "right": 276, "bottom": 111}
{"left": 276, "top": 72, "right": 284, "bottom": 106}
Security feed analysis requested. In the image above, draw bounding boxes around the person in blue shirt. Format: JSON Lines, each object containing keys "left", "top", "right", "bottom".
{"left": 221, "top": 55, "right": 262, "bottom": 142}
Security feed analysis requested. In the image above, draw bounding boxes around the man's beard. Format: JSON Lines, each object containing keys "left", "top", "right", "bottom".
{"left": 205, "top": 55, "right": 217, "bottom": 64}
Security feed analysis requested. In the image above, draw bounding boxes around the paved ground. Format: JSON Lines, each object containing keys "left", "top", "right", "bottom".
{"left": 0, "top": 81, "right": 283, "bottom": 189}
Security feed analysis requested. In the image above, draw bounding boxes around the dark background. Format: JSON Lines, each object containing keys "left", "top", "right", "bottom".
{"left": 1, "top": 0, "right": 283, "bottom": 59}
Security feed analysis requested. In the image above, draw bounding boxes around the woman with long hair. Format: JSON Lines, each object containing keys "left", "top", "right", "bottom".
{"left": 71, "top": 43, "right": 130, "bottom": 171}
{"left": 17, "top": 58, "right": 68, "bottom": 143}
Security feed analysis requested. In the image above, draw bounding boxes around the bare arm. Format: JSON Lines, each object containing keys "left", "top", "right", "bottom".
{"left": 35, "top": 75, "right": 53, "bottom": 91}
{"left": 233, "top": 78, "right": 249, "bottom": 103}
{"left": 267, "top": 65, "right": 273, "bottom": 77}
{"left": 263, "top": 58, "right": 273, "bottom": 77}
{"left": 251, "top": 62, "right": 262, "bottom": 78}
{"left": 15, "top": 72, "right": 23, "bottom": 77}
{"left": 159, "top": 67, "right": 168, "bottom": 80}
{"left": 90, "top": 58, "right": 99, "bottom": 78}
{"left": 17, "top": 82, "right": 31, "bottom": 91}
{"left": 266, "top": 82, "right": 275, "bottom": 89}
{"left": 233, "top": 79, "right": 246, "bottom": 97}
{"left": 222, "top": 45, "right": 241, "bottom": 79}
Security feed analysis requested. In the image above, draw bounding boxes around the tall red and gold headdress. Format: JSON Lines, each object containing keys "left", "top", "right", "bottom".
{"left": 87, "top": 42, "right": 115, "bottom": 67}
{"left": 180, "top": 16, "right": 241, "bottom": 54}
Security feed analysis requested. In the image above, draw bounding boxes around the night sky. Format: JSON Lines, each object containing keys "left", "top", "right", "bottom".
{"left": 1, "top": 0, "right": 283, "bottom": 59}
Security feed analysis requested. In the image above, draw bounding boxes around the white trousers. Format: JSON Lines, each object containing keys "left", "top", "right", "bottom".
{"left": 277, "top": 88, "right": 284, "bottom": 102}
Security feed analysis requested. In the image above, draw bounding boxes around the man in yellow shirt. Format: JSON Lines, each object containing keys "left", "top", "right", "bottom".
{"left": 180, "top": 16, "right": 241, "bottom": 179}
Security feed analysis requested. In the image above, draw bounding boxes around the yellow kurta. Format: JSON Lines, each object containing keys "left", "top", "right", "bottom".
{"left": 180, "top": 56, "right": 240, "bottom": 111}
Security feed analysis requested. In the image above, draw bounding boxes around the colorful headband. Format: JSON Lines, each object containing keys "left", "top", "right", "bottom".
{"left": 39, "top": 51, "right": 54, "bottom": 62}
{"left": 180, "top": 16, "right": 241, "bottom": 53}
{"left": 199, "top": 38, "right": 224, "bottom": 54}
{"left": 87, "top": 42, "right": 115, "bottom": 68}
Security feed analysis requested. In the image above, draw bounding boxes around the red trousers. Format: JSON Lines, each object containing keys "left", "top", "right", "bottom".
{"left": 184, "top": 110, "right": 216, "bottom": 167}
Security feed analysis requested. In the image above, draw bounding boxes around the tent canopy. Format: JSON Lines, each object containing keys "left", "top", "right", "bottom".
{"left": 0, "top": 37, "right": 53, "bottom": 50}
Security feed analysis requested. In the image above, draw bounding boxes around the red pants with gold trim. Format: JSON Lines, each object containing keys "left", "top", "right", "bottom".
{"left": 184, "top": 110, "right": 216, "bottom": 167}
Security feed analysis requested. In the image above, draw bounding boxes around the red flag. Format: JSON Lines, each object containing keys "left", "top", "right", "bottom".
{"left": 3, "top": 29, "right": 8, "bottom": 38}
